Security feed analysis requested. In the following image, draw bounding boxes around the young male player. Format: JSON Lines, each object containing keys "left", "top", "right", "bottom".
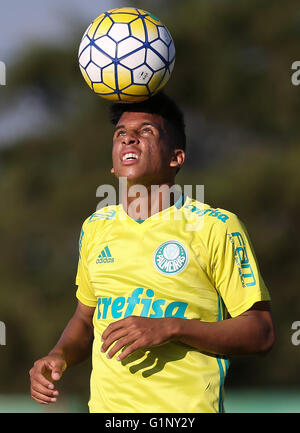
{"left": 29, "top": 93, "right": 275, "bottom": 413}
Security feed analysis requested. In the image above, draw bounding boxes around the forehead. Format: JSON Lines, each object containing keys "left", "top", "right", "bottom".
{"left": 116, "top": 111, "right": 166, "bottom": 130}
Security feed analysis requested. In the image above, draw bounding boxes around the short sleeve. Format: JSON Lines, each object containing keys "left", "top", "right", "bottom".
{"left": 211, "top": 213, "right": 271, "bottom": 317}
{"left": 75, "top": 220, "right": 97, "bottom": 307}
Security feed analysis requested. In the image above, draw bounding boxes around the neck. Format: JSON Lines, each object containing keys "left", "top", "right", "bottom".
{"left": 120, "top": 179, "right": 178, "bottom": 220}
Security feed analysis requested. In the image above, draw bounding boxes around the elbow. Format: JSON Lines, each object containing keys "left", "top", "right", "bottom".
{"left": 257, "top": 323, "right": 275, "bottom": 356}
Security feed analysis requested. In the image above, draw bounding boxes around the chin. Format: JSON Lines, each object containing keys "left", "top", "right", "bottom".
{"left": 115, "top": 166, "right": 164, "bottom": 186}
{"left": 115, "top": 167, "right": 144, "bottom": 182}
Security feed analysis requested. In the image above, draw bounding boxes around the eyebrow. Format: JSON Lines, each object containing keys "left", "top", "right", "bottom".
{"left": 114, "top": 121, "right": 165, "bottom": 134}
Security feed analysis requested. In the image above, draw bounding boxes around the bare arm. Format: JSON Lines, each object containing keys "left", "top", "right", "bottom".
{"left": 101, "top": 301, "right": 275, "bottom": 361}
{"left": 29, "top": 301, "right": 95, "bottom": 404}
{"left": 49, "top": 301, "right": 95, "bottom": 366}
{"left": 174, "top": 301, "right": 275, "bottom": 356}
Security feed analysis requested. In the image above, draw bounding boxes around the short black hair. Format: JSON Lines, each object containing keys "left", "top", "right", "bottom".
{"left": 108, "top": 92, "right": 186, "bottom": 151}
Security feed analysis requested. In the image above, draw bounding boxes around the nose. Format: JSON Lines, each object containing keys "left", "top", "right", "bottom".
{"left": 122, "top": 131, "right": 139, "bottom": 146}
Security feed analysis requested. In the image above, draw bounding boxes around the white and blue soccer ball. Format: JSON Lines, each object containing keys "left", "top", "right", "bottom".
{"left": 78, "top": 7, "right": 175, "bottom": 102}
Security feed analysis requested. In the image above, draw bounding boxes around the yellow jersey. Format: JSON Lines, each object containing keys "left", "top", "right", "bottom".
{"left": 75, "top": 195, "right": 270, "bottom": 413}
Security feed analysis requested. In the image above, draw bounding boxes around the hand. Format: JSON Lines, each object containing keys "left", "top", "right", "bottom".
{"left": 101, "top": 316, "right": 179, "bottom": 362}
{"left": 29, "top": 355, "right": 67, "bottom": 404}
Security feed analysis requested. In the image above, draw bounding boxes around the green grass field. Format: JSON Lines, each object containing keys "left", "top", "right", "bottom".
{"left": 0, "top": 389, "right": 299, "bottom": 413}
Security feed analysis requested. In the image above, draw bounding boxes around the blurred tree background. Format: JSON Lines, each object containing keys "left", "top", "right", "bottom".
{"left": 0, "top": 0, "right": 300, "bottom": 410}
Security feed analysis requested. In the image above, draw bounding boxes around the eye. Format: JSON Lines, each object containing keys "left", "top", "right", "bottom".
{"left": 141, "top": 127, "right": 153, "bottom": 135}
{"left": 115, "top": 129, "right": 126, "bottom": 137}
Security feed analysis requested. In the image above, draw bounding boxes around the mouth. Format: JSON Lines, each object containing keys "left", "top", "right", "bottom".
{"left": 121, "top": 152, "right": 140, "bottom": 165}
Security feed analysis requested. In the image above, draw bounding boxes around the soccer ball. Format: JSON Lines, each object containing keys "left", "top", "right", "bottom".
{"left": 78, "top": 7, "right": 175, "bottom": 102}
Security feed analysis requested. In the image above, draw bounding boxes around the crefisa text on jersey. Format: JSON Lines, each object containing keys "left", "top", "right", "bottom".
{"left": 104, "top": 416, "right": 196, "bottom": 429}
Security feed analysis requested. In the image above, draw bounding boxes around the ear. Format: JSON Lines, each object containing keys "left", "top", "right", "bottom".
{"left": 169, "top": 149, "right": 185, "bottom": 170}
{"left": 111, "top": 167, "right": 115, "bottom": 174}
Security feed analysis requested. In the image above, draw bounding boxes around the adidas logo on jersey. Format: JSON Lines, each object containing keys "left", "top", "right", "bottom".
{"left": 96, "top": 246, "right": 114, "bottom": 264}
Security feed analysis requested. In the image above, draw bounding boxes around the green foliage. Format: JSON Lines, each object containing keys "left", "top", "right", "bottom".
{"left": 0, "top": 0, "right": 299, "bottom": 397}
